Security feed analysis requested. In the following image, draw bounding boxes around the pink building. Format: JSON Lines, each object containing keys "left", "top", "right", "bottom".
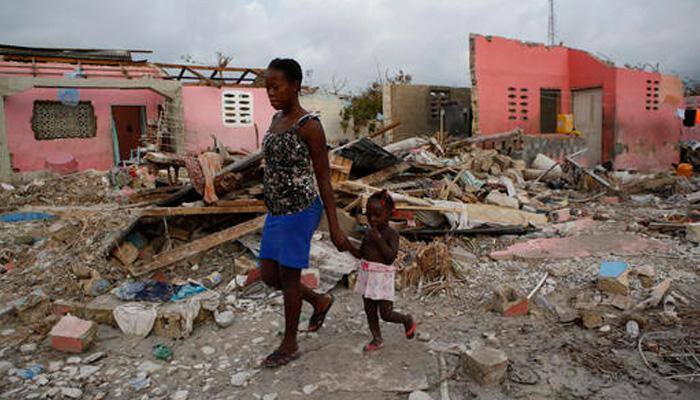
{"left": 0, "top": 45, "right": 273, "bottom": 176}
{"left": 470, "top": 34, "right": 684, "bottom": 170}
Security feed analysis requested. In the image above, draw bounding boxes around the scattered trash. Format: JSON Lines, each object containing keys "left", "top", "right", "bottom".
{"left": 153, "top": 344, "right": 173, "bottom": 361}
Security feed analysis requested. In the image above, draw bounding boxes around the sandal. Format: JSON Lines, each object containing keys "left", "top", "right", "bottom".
{"left": 363, "top": 341, "right": 384, "bottom": 352}
{"left": 405, "top": 318, "right": 417, "bottom": 340}
{"left": 262, "top": 349, "right": 301, "bottom": 368}
{"left": 308, "top": 294, "right": 335, "bottom": 332}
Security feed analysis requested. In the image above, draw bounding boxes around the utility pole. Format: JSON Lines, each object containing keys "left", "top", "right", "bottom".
{"left": 547, "top": 0, "right": 556, "bottom": 46}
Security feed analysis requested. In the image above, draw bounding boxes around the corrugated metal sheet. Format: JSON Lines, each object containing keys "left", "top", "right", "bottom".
{"left": 338, "top": 137, "right": 400, "bottom": 179}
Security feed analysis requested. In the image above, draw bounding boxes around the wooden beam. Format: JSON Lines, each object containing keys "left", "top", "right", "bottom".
{"left": 185, "top": 66, "right": 216, "bottom": 86}
{"left": 358, "top": 162, "right": 410, "bottom": 186}
{"left": 367, "top": 121, "right": 401, "bottom": 140}
{"left": 236, "top": 70, "right": 249, "bottom": 84}
{"left": 130, "top": 215, "right": 266, "bottom": 277}
{"left": 154, "top": 62, "right": 264, "bottom": 73}
{"left": 140, "top": 205, "right": 267, "bottom": 217}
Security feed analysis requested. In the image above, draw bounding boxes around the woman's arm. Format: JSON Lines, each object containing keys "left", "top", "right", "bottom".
{"left": 300, "top": 119, "right": 350, "bottom": 252}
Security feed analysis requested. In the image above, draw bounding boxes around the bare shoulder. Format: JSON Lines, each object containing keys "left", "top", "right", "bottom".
{"left": 298, "top": 116, "right": 325, "bottom": 140}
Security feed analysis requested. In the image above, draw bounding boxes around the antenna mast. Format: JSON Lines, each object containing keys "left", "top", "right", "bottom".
{"left": 548, "top": 0, "right": 556, "bottom": 46}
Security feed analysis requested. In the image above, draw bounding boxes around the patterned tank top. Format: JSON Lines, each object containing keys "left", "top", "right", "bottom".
{"left": 262, "top": 113, "right": 320, "bottom": 216}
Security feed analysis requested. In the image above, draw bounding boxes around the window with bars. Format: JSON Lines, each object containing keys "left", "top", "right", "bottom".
{"left": 222, "top": 91, "right": 254, "bottom": 126}
{"left": 429, "top": 88, "right": 450, "bottom": 121}
{"left": 507, "top": 87, "right": 529, "bottom": 121}
{"left": 645, "top": 79, "right": 660, "bottom": 111}
{"left": 31, "top": 101, "right": 97, "bottom": 140}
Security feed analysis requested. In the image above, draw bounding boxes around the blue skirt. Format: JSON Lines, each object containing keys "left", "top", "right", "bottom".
{"left": 259, "top": 197, "right": 323, "bottom": 269}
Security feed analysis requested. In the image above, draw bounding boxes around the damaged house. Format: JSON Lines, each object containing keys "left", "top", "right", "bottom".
{"left": 0, "top": 44, "right": 274, "bottom": 176}
{"left": 469, "top": 34, "right": 685, "bottom": 170}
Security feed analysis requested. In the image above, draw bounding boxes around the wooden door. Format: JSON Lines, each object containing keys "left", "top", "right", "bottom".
{"left": 540, "top": 89, "right": 560, "bottom": 133}
{"left": 573, "top": 89, "right": 603, "bottom": 166}
{"left": 112, "top": 106, "right": 143, "bottom": 163}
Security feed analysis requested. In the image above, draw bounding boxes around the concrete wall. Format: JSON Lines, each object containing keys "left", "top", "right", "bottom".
{"left": 300, "top": 92, "right": 351, "bottom": 144}
{"left": 613, "top": 71, "right": 682, "bottom": 170}
{"left": 470, "top": 33, "right": 684, "bottom": 171}
{"left": 383, "top": 84, "right": 470, "bottom": 141}
{"left": 523, "top": 134, "right": 587, "bottom": 165}
{"left": 181, "top": 86, "right": 275, "bottom": 153}
{"left": 3, "top": 87, "right": 162, "bottom": 172}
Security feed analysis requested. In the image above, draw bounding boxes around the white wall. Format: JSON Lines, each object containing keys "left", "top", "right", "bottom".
{"left": 300, "top": 92, "right": 353, "bottom": 144}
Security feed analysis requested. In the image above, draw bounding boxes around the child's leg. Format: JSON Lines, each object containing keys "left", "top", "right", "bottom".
{"left": 378, "top": 300, "right": 413, "bottom": 330}
{"left": 362, "top": 297, "right": 382, "bottom": 344}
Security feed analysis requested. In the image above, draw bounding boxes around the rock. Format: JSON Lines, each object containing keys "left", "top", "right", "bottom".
{"left": 214, "top": 310, "right": 235, "bottom": 328}
{"left": 408, "top": 391, "right": 433, "bottom": 400}
{"left": 49, "top": 315, "right": 97, "bottom": 353}
{"left": 1, "top": 329, "right": 15, "bottom": 336}
{"left": 417, "top": 332, "right": 431, "bottom": 342}
{"left": 553, "top": 304, "right": 579, "bottom": 323}
{"left": 201, "top": 346, "right": 216, "bottom": 356}
{"left": 48, "top": 361, "right": 64, "bottom": 372}
{"left": 0, "top": 361, "right": 14, "bottom": 375}
{"left": 581, "top": 310, "right": 604, "bottom": 329}
{"left": 78, "top": 365, "right": 100, "bottom": 380}
{"left": 138, "top": 361, "right": 163, "bottom": 374}
{"left": 36, "top": 375, "right": 49, "bottom": 386}
{"left": 597, "top": 261, "right": 630, "bottom": 296}
{"left": 626, "top": 320, "right": 640, "bottom": 339}
{"left": 485, "top": 191, "right": 519, "bottom": 209}
{"left": 61, "top": 387, "right": 83, "bottom": 399}
{"left": 686, "top": 223, "right": 700, "bottom": 243}
{"left": 463, "top": 347, "right": 508, "bottom": 385}
{"left": 66, "top": 356, "right": 82, "bottom": 365}
{"left": 251, "top": 337, "right": 265, "bottom": 345}
{"left": 230, "top": 370, "right": 257, "bottom": 387}
{"left": 20, "top": 343, "right": 38, "bottom": 354}
{"left": 84, "top": 352, "right": 106, "bottom": 364}
{"left": 302, "top": 384, "right": 318, "bottom": 395}
{"left": 172, "top": 390, "right": 189, "bottom": 400}
{"left": 599, "top": 325, "right": 611, "bottom": 333}
{"left": 262, "top": 394, "right": 278, "bottom": 400}
{"left": 608, "top": 294, "right": 633, "bottom": 311}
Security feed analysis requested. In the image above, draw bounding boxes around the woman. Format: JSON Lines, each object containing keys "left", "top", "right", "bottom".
{"left": 259, "top": 58, "right": 350, "bottom": 367}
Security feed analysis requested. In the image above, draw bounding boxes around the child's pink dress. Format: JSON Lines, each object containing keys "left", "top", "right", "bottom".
{"left": 355, "top": 260, "right": 395, "bottom": 301}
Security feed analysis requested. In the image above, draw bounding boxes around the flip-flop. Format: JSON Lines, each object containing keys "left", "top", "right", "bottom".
{"left": 262, "top": 349, "right": 301, "bottom": 368}
{"left": 363, "top": 341, "right": 384, "bottom": 352}
{"left": 308, "top": 294, "right": 335, "bottom": 332}
{"left": 405, "top": 318, "right": 417, "bottom": 340}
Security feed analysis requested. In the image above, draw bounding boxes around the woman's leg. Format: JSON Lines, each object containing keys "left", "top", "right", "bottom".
{"left": 378, "top": 300, "right": 413, "bottom": 330}
{"left": 260, "top": 259, "right": 281, "bottom": 289}
{"left": 363, "top": 297, "right": 382, "bottom": 343}
{"left": 278, "top": 266, "right": 303, "bottom": 355}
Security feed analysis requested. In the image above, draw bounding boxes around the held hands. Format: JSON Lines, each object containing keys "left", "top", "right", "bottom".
{"left": 330, "top": 226, "right": 351, "bottom": 252}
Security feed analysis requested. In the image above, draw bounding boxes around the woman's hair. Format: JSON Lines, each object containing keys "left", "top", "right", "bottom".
{"left": 267, "top": 58, "right": 303, "bottom": 86}
{"left": 368, "top": 189, "right": 395, "bottom": 215}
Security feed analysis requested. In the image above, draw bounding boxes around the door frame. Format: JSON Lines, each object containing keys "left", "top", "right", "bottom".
{"left": 111, "top": 105, "right": 146, "bottom": 166}
{"left": 571, "top": 87, "right": 604, "bottom": 166}
{"left": 539, "top": 88, "right": 561, "bottom": 133}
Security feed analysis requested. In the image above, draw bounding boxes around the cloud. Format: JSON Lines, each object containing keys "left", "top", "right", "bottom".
{"left": 0, "top": 0, "right": 696, "bottom": 91}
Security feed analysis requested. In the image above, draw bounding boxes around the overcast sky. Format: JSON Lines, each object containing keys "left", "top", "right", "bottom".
{"left": 0, "top": 0, "right": 696, "bottom": 92}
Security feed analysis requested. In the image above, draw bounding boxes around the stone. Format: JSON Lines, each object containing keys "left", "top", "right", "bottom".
{"left": 485, "top": 191, "right": 519, "bottom": 209}
{"left": 597, "top": 261, "right": 630, "bottom": 296}
{"left": 302, "top": 384, "right": 318, "bottom": 395}
{"left": 78, "top": 365, "right": 100, "bottom": 380}
{"left": 601, "top": 196, "right": 620, "bottom": 204}
{"left": 686, "top": 223, "right": 700, "bottom": 243}
{"left": 0, "top": 361, "right": 14, "bottom": 375}
{"left": 61, "top": 387, "right": 83, "bottom": 399}
{"left": 201, "top": 346, "right": 216, "bottom": 356}
{"left": 262, "top": 394, "right": 278, "bottom": 400}
{"left": 599, "top": 325, "right": 611, "bottom": 333}
{"left": 549, "top": 208, "right": 572, "bottom": 223}
{"left": 464, "top": 347, "right": 508, "bottom": 385}
{"left": 49, "top": 315, "right": 96, "bottom": 353}
{"left": 66, "top": 356, "right": 82, "bottom": 365}
{"left": 1, "top": 329, "right": 15, "bottom": 336}
{"left": 172, "top": 390, "right": 189, "bottom": 400}
{"left": 214, "top": 310, "right": 235, "bottom": 328}
{"left": 408, "top": 391, "right": 433, "bottom": 400}
{"left": 36, "top": 375, "right": 49, "bottom": 386}
{"left": 492, "top": 286, "right": 527, "bottom": 317}
{"left": 84, "top": 352, "right": 105, "bottom": 364}
{"left": 20, "top": 343, "right": 37, "bottom": 354}
{"left": 138, "top": 361, "right": 163, "bottom": 374}
{"left": 417, "top": 332, "right": 431, "bottom": 342}
{"left": 251, "top": 337, "right": 265, "bottom": 345}
{"left": 230, "top": 370, "right": 257, "bottom": 387}
{"left": 581, "top": 310, "right": 604, "bottom": 329}
{"left": 48, "top": 361, "right": 64, "bottom": 372}
{"left": 608, "top": 294, "right": 633, "bottom": 311}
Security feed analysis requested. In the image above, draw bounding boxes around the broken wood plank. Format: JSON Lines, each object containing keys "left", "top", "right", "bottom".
{"left": 214, "top": 199, "right": 265, "bottom": 207}
{"left": 140, "top": 205, "right": 267, "bottom": 217}
{"left": 565, "top": 154, "right": 617, "bottom": 192}
{"left": 358, "top": 162, "right": 410, "bottom": 186}
{"left": 331, "top": 121, "right": 402, "bottom": 154}
{"left": 130, "top": 215, "right": 266, "bottom": 277}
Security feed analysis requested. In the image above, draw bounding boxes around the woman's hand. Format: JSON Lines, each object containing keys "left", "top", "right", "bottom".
{"left": 330, "top": 226, "right": 350, "bottom": 252}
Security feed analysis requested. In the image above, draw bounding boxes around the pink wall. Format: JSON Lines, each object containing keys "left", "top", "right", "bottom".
{"left": 4, "top": 88, "right": 163, "bottom": 172}
{"left": 182, "top": 86, "right": 276, "bottom": 153}
{"left": 613, "top": 71, "right": 682, "bottom": 170}
{"left": 471, "top": 35, "right": 571, "bottom": 135}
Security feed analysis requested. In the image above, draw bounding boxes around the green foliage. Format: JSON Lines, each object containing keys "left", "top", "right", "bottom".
{"left": 341, "top": 70, "right": 412, "bottom": 133}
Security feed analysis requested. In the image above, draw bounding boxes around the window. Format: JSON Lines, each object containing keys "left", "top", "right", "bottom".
{"left": 222, "top": 91, "right": 253, "bottom": 126}
{"left": 31, "top": 101, "right": 96, "bottom": 140}
{"left": 429, "top": 88, "right": 450, "bottom": 120}
{"left": 645, "top": 79, "right": 659, "bottom": 111}
{"left": 507, "top": 87, "right": 529, "bottom": 121}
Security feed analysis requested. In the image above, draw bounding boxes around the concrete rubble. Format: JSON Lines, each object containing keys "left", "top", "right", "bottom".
{"left": 0, "top": 127, "right": 698, "bottom": 399}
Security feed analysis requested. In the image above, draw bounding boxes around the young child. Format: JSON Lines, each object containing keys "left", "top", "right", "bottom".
{"left": 349, "top": 190, "right": 416, "bottom": 352}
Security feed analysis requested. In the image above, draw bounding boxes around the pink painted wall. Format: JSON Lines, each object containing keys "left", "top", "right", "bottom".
{"left": 682, "top": 96, "right": 700, "bottom": 142}
{"left": 613, "top": 71, "right": 682, "bottom": 170}
{"left": 4, "top": 88, "right": 163, "bottom": 172}
{"left": 181, "top": 86, "right": 276, "bottom": 153}
{"left": 471, "top": 35, "right": 571, "bottom": 135}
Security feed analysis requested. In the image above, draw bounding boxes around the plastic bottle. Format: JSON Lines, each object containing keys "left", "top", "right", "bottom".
{"left": 202, "top": 272, "right": 222, "bottom": 288}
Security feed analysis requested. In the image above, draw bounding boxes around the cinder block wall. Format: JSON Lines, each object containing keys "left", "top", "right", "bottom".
{"left": 523, "top": 134, "right": 587, "bottom": 165}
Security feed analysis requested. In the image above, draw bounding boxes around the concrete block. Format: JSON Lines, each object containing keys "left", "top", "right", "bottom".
{"left": 597, "top": 261, "right": 630, "bottom": 296}
{"left": 49, "top": 315, "right": 97, "bottom": 353}
{"left": 601, "top": 196, "right": 621, "bottom": 204}
{"left": 581, "top": 309, "right": 604, "bottom": 329}
{"left": 112, "top": 242, "right": 138, "bottom": 266}
{"left": 301, "top": 268, "right": 320, "bottom": 290}
{"left": 485, "top": 191, "right": 519, "bottom": 209}
{"left": 549, "top": 208, "right": 572, "bottom": 223}
{"left": 464, "top": 347, "right": 508, "bottom": 385}
{"left": 686, "top": 223, "right": 700, "bottom": 243}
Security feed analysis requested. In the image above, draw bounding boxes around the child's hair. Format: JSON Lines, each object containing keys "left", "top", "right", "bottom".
{"left": 368, "top": 189, "right": 395, "bottom": 215}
